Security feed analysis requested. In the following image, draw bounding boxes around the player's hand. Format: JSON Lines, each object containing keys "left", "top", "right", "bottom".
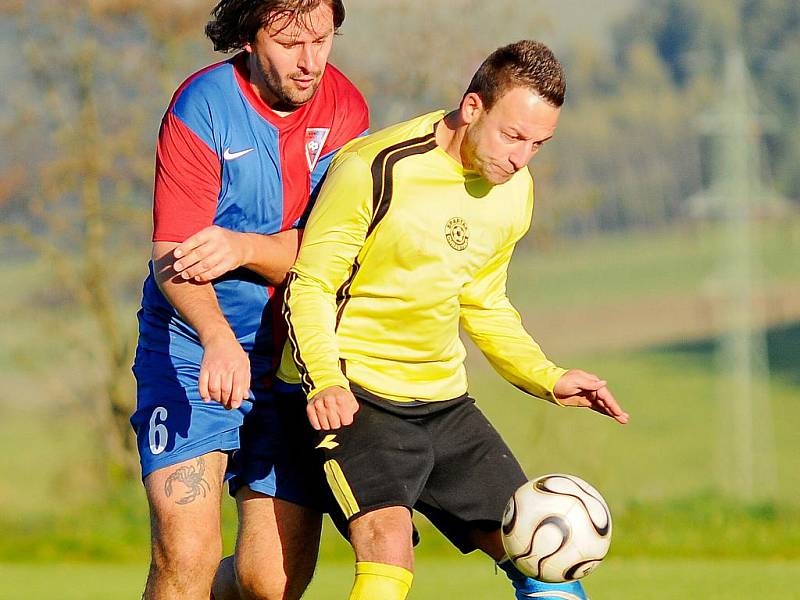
{"left": 199, "top": 332, "right": 251, "bottom": 410}
{"left": 173, "top": 226, "right": 248, "bottom": 283}
{"left": 307, "top": 386, "right": 359, "bottom": 431}
{"left": 553, "top": 369, "right": 629, "bottom": 424}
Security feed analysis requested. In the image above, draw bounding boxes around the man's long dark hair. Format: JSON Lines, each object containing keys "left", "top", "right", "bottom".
{"left": 206, "top": 0, "right": 345, "bottom": 53}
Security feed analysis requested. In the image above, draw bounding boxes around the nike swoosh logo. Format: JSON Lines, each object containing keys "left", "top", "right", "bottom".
{"left": 223, "top": 147, "right": 255, "bottom": 161}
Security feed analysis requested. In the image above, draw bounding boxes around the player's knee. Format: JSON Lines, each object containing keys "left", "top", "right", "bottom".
{"left": 350, "top": 508, "right": 414, "bottom": 564}
{"left": 151, "top": 531, "right": 222, "bottom": 583}
{"left": 236, "top": 557, "right": 310, "bottom": 600}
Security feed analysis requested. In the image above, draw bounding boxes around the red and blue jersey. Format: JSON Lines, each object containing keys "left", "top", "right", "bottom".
{"left": 137, "top": 53, "right": 369, "bottom": 377}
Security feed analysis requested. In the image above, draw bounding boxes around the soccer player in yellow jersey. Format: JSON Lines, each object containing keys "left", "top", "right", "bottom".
{"left": 283, "top": 40, "right": 629, "bottom": 600}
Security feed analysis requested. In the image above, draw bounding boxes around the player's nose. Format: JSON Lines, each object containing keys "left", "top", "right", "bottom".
{"left": 508, "top": 151, "right": 526, "bottom": 172}
{"left": 297, "top": 43, "right": 316, "bottom": 72}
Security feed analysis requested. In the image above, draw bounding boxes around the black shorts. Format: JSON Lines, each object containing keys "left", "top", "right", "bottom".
{"left": 315, "top": 384, "right": 527, "bottom": 553}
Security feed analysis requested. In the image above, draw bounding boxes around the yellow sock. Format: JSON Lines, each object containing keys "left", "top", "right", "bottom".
{"left": 348, "top": 561, "right": 414, "bottom": 600}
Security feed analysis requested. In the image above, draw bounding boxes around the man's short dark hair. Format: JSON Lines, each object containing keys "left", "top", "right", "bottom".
{"left": 206, "top": 0, "right": 345, "bottom": 53}
{"left": 466, "top": 40, "right": 566, "bottom": 109}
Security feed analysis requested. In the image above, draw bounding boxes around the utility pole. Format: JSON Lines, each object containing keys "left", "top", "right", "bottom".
{"left": 692, "top": 47, "right": 782, "bottom": 502}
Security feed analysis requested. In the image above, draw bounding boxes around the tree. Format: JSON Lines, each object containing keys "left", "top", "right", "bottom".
{"left": 0, "top": 0, "right": 214, "bottom": 479}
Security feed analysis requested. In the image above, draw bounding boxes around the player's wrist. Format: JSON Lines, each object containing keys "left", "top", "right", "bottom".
{"left": 198, "top": 323, "right": 238, "bottom": 347}
{"left": 307, "top": 380, "right": 351, "bottom": 401}
{"left": 231, "top": 231, "right": 253, "bottom": 269}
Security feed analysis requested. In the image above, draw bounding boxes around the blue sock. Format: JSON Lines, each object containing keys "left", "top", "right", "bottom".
{"left": 497, "top": 559, "right": 588, "bottom": 600}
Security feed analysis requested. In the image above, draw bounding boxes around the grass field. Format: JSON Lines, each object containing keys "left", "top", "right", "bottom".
{"left": 2, "top": 557, "right": 799, "bottom": 599}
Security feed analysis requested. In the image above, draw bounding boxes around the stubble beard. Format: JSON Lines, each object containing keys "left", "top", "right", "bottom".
{"left": 463, "top": 123, "right": 507, "bottom": 184}
{"left": 258, "top": 60, "right": 322, "bottom": 111}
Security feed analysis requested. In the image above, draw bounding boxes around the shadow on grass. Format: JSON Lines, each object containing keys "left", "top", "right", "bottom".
{"left": 646, "top": 320, "right": 800, "bottom": 386}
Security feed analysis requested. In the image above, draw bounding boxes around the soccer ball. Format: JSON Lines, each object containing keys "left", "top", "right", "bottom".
{"left": 501, "top": 473, "right": 612, "bottom": 583}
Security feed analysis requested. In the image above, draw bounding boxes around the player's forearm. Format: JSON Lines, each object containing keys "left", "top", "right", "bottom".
{"left": 461, "top": 306, "right": 566, "bottom": 403}
{"left": 240, "top": 229, "right": 302, "bottom": 285}
{"left": 153, "top": 242, "right": 236, "bottom": 345}
{"left": 284, "top": 271, "right": 349, "bottom": 398}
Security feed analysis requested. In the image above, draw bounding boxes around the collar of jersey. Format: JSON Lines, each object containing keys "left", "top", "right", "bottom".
{"left": 232, "top": 52, "right": 318, "bottom": 129}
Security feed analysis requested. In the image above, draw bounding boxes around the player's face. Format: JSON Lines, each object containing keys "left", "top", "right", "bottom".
{"left": 462, "top": 86, "right": 561, "bottom": 185}
{"left": 245, "top": 3, "right": 335, "bottom": 110}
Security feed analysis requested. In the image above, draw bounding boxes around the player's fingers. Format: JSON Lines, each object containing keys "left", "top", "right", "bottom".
{"left": 174, "top": 227, "right": 214, "bottom": 259}
{"left": 571, "top": 371, "right": 606, "bottom": 391}
{"left": 173, "top": 243, "right": 210, "bottom": 272}
{"left": 596, "top": 387, "right": 629, "bottom": 424}
{"left": 229, "top": 370, "right": 242, "bottom": 407}
{"left": 316, "top": 403, "right": 332, "bottom": 431}
{"left": 208, "top": 371, "right": 222, "bottom": 404}
{"left": 199, "top": 368, "right": 211, "bottom": 402}
{"left": 327, "top": 408, "right": 342, "bottom": 430}
{"left": 340, "top": 401, "right": 358, "bottom": 426}
{"left": 219, "top": 371, "right": 235, "bottom": 410}
{"left": 239, "top": 370, "right": 251, "bottom": 401}
{"left": 180, "top": 255, "right": 215, "bottom": 280}
{"left": 307, "top": 403, "right": 321, "bottom": 430}
{"left": 193, "top": 256, "right": 235, "bottom": 283}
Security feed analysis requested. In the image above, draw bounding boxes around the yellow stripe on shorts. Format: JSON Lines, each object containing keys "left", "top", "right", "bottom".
{"left": 324, "top": 459, "right": 360, "bottom": 519}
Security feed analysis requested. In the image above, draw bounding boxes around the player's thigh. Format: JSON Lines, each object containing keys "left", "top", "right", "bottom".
{"left": 315, "top": 398, "right": 434, "bottom": 526}
{"left": 230, "top": 390, "right": 330, "bottom": 512}
{"left": 416, "top": 398, "right": 527, "bottom": 554}
{"left": 144, "top": 450, "right": 228, "bottom": 561}
{"left": 234, "top": 487, "right": 323, "bottom": 598}
{"left": 131, "top": 348, "right": 247, "bottom": 479}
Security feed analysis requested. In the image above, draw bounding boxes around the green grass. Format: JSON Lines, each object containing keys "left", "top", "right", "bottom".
{"left": 1, "top": 557, "right": 798, "bottom": 600}
{"left": 508, "top": 221, "right": 800, "bottom": 311}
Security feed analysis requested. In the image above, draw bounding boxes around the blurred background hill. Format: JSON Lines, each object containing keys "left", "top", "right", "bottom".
{"left": 1, "top": 0, "right": 798, "bottom": 598}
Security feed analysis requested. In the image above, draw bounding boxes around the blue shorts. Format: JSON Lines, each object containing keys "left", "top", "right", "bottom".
{"left": 228, "top": 382, "right": 330, "bottom": 510}
{"left": 131, "top": 348, "right": 328, "bottom": 510}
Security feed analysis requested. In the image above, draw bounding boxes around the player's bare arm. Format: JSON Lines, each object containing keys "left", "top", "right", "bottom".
{"left": 306, "top": 385, "right": 359, "bottom": 431}
{"left": 172, "top": 226, "right": 302, "bottom": 284}
{"left": 153, "top": 241, "right": 250, "bottom": 410}
{"left": 553, "top": 368, "right": 629, "bottom": 424}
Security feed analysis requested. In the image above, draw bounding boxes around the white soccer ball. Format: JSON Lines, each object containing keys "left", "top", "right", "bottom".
{"left": 501, "top": 473, "right": 612, "bottom": 583}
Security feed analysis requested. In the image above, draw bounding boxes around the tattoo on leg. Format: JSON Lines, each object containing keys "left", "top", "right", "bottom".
{"left": 164, "top": 458, "right": 211, "bottom": 504}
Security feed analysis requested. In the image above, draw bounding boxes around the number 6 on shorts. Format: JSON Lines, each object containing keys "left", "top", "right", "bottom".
{"left": 149, "top": 406, "right": 169, "bottom": 455}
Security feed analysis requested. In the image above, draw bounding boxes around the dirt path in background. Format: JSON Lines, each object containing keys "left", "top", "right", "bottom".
{"left": 525, "top": 282, "right": 800, "bottom": 356}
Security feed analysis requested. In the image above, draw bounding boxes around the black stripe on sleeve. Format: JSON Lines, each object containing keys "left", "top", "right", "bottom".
{"left": 282, "top": 272, "right": 315, "bottom": 394}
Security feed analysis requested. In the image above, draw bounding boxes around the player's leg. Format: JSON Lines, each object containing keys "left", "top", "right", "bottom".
{"left": 314, "top": 390, "right": 431, "bottom": 600}
{"left": 143, "top": 451, "right": 228, "bottom": 600}
{"left": 347, "top": 507, "right": 415, "bottom": 600}
{"left": 466, "top": 527, "right": 587, "bottom": 600}
{"left": 131, "top": 349, "right": 247, "bottom": 600}
{"left": 220, "top": 389, "right": 327, "bottom": 599}
{"left": 416, "top": 398, "right": 588, "bottom": 600}
{"left": 230, "top": 490, "right": 322, "bottom": 600}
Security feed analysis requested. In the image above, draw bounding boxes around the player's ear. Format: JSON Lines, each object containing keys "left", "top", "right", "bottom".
{"left": 461, "top": 92, "right": 484, "bottom": 124}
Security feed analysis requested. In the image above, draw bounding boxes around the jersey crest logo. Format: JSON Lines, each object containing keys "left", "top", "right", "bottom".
{"left": 445, "top": 217, "right": 469, "bottom": 251}
{"left": 305, "top": 128, "right": 330, "bottom": 172}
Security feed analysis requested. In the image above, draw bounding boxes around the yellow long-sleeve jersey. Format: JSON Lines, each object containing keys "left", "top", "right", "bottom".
{"left": 281, "top": 111, "right": 566, "bottom": 403}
